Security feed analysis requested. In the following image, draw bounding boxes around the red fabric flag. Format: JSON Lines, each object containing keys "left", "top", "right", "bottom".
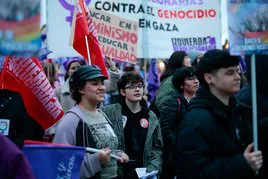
{"left": 70, "top": 0, "right": 108, "bottom": 77}
{"left": 0, "top": 57, "right": 64, "bottom": 130}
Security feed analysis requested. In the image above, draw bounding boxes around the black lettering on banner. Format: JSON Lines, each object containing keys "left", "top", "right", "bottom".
{"left": 93, "top": 1, "right": 156, "bottom": 16}
{"left": 139, "top": 19, "right": 178, "bottom": 32}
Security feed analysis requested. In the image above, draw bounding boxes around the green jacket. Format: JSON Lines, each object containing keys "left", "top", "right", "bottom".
{"left": 152, "top": 76, "right": 178, "bottom": 117}
{"left": 102, "top": 103, "right": 163, "bottom": 172}
{"left": 155, "top": 76, "right": 176, "bottom": 108}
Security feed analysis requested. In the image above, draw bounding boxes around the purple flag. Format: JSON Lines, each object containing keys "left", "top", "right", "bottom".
{"left": 147, "top": 59, "right": 160, "bottom": 102}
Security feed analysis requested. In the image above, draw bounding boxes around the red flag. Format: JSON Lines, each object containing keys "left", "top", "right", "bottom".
{"left": 0, "top": 57, "right": 64, "bottom": 130}
{"left": 70, "top": 0, "right": 108, "bottom": 77}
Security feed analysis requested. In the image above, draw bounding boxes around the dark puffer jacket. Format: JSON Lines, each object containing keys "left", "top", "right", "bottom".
{"left": 176, "top": 87, "right": 260, "bottom": 179}
{"left": 236, "top": 84, "right": 268, "bottom": 177}
{"left": 150, "top": 76, "right": 176, "bottom": 118}
{"left": 159, "top": 92, "right": 188, "bottom": 168}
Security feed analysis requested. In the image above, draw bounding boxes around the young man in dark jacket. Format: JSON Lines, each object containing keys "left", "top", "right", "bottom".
{"left": 176, "top": 49, "right": 263, "bottom": 179}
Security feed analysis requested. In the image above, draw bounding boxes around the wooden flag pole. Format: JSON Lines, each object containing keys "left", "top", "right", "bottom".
{"left": 85, "top": 36, "right": 91, "bottom": 65}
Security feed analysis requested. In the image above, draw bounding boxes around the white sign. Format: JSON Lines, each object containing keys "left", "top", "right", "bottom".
{"left": 47, "top": 0, "right": 84, "bottom": 58}
{"left": 47, "top": 0, "right": 221, "bottom": 58}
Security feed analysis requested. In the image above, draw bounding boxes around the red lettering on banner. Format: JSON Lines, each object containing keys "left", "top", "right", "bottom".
{"left": 158, "top": 9, "right": 217, "bottom": 19}
{"left": 94, "top": 22, "right": 138, "bottom": 44}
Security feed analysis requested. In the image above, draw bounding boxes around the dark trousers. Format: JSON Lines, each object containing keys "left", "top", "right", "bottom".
{"left": 160, "top": 166, "right": 176, "bottom": 179}
{"left": 160, "top": 146, "right": 177, "bottom": 179}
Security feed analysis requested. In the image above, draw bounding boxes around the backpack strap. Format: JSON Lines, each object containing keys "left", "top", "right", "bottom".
{"left": 65, "top": 111, "right": 97, "bottom": 148}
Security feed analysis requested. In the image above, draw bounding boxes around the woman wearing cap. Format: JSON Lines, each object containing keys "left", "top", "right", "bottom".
{"left": 56, "top": 58, "right": 121, "bottom": 112}
{"left": 54, "top": 65, "right": 129, "bottom": 179}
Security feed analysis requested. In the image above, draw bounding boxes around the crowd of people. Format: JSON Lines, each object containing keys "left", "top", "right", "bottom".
{"left": 1, "top": 49, "right": 268, "bottom": 179}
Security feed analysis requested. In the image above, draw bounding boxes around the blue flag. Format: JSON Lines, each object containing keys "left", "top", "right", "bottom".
{"left": 147, "top": 59, "right": 160, "bottom": 103}
{"left": 23, "top": 145, "right": 85, "bottom": 179}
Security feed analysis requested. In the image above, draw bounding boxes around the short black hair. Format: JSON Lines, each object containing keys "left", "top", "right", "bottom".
{"left": 172, "top": 67, "right": 197, "bottom": 93}
{"left": 197, "top": 49, "right": 240, "bottom": 88}
{"left": 117, "top": 72, "right": 144, "bottom": 98}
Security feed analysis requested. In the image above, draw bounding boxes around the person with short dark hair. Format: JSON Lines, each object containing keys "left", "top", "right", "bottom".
{"left": 172, "top": 67, "right": 199, "bottom": 98}
{"left": 102, "top": 72, "right": 163, "bottom": 178}
{"left": 160, "top": 67, "right": 199, "bottom": 179}
{"left": 151, "top": 51, "right": 191, "bottom": 118}
{"left": 176, "top": 49, "right": 264, "bottom": 178}
{"left": 54, "top": 65, "right": 129, "bottom": 179}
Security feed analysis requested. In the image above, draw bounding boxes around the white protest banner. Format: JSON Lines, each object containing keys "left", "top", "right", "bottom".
{"left": 89, "top": 8, "right": 138, "bottom": 63}
{"left": 89, "top": 0, "right": 221, "bottom": 58}
{"left": 47, "top": 0, "right": 91, "bottom": 58}
{"left": 47, "top": 0, "right": 221, "bottom": 59}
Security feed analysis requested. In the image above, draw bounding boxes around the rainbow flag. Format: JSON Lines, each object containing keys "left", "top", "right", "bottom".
{"left": 0, "top": 1, "right": 41, "bottom": 56}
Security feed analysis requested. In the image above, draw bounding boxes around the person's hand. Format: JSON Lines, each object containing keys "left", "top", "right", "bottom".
{"left": 97, "top": 147, "right": 111, "bottom": 166}
{"left": 106, "top": 57, "right": 117, "bottom": 71}
{"left": 244, "top": 143, "right": 263, "bottom": 174}
{"left": 117, "top": 152, "right": 129, "bottom": 163}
